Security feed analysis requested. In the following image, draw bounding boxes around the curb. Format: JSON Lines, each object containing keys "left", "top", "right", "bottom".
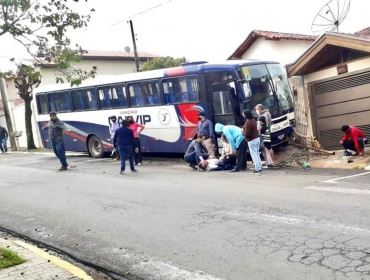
{"left": 12, "top": 240, "right": 93, "bottom": 280}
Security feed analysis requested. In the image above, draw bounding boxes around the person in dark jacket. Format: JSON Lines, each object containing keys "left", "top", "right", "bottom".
{"left": 0, "top": 124, "right": 8, "bottom": 153}
{"left": 243, "top": 110, "right": 262, "bottom": 173}
{"left": 113, "top": 119, "right": 137, "bottom": 174}
{"left": 197, "top": 111, "right": 216, "bottom": 159}
{"left": 184, "top": 137, "right": 208, "bottom": 170}
{"left": 48, "top": 112, "right": 69, "bottom": 171}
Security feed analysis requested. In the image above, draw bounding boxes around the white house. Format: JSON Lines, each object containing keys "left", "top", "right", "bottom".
{"left": 286, "top": 29, "right": 370, "bottom": 150}
{"left": 228, "top": 30, "right": 317, "bottom": 66}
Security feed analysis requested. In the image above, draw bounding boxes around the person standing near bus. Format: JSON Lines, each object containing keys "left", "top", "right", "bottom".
{"left": 108, "top": 116, "right": 120, "bottom": 160}
{"left": 113, "top": 119, "right": 137, "bottom": 174}
{"left": 0, "top": 124, "right": 8, "bottom": 153}
{"left": 255, "top": 104, "right": 274, "bottom": 161}
{"left": 243, "top": 110, "right": 263, "bottom": 174}
{"left": 48, "top": 112, "right": 69, "bottom": 171}
{"left": 197, "top": 112, "right": 216, "bottom": 159}
{"left": 128, "top": 116, "right": 145, "bottom": 165}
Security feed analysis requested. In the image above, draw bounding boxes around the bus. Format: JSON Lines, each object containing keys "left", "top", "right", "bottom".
{"left": 34, "top": 60, "right": 295, "bottom": 157}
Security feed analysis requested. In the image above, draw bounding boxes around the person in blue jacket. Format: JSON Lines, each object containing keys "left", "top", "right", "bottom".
{"left": 215, "top": 123, "right": 247, "bottom": 172}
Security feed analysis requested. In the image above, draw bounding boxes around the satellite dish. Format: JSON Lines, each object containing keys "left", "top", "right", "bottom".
{"left": 124, "top": 46, "right": 131, "bottom": 53}
{"left": 311, "top": 0, "right": 350, "bottom": 33}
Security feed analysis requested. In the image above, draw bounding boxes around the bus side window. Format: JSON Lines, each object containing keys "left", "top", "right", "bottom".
{"left": 143, "top": 81, "right": 160, "bottom": 106}
{"left": 49, "top": 91, "right": 72, "bottom": 113}
{"left": 72, "top": 88, "right": 98, "bottom": 111}
{"left": 129, "top": 84, "right": 147, "bottom": 107}
{"left": 98, "top": 87, "right": 112, "bottom": 109}
{"left": 112, "top": 85, "right": 127, "bottom": 108}
{"left": 163, "top": 77, "right": 199, "bottom": 104}
{"left": 36, "top": 94, "right": 49, "bottom": 114}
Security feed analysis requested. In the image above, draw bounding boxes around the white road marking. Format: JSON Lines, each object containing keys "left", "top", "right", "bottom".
{"left": 323, "top": 171, "right": 370, "bottom": 184}
{"left": 305, "top": 186, "right": 370, "bottom": 195}
{"left": 218, "top": 210, "right": 370, "bottom": 235}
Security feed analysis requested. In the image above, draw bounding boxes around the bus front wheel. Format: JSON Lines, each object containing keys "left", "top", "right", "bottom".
{"left": 88, "top": 135, "right": 104, "bottom": 158}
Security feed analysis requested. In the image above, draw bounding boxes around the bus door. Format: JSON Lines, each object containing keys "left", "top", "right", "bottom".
{"left": 208, "top": 81, "right": 239, "bottom": 126}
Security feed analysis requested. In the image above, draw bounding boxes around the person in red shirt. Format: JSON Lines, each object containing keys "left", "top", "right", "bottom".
{"left": 127, "top": 117, "right": 145, "bottom": 165}
{"left": 340, "top": 125, "right": 367, "bottom": 156}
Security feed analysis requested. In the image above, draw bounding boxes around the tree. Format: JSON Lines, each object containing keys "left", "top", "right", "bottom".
{"left": 0, "top": 0, "right": 94, "bottom": 149}
{"left": 11, "top": 63, "right": 41, "bottom": 149}
{"left": 142, "top": 56, "right": 186, "bottom": 71}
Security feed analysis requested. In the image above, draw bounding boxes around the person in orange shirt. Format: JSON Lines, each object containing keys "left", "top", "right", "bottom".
{"left": 127, "top": 117, "right": 145, "bottom": 165}
{"left": 340, "top": 125, "right": 367, "bottom": 156}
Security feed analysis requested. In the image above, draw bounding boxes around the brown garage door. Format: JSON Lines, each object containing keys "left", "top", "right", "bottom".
{"left": 312, "top": 71, "right": 370, "bottom": 149}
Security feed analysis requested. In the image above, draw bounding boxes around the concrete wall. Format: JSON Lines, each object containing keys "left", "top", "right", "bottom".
{"left": 241, "top": 38, "right": 313, "bottom": 66}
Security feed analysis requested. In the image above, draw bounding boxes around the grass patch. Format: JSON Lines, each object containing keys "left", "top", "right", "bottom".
{"left": 0, "top": 247, "right": 25, "bottom": 269}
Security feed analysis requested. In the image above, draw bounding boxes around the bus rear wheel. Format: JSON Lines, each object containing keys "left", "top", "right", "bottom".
{"left": 88, "top": 135, "right": 104, "bottom": 158}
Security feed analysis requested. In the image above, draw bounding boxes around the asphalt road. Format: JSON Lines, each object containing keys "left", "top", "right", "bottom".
{"left": 0, "top": 152, "right": 370, "bottom": 280}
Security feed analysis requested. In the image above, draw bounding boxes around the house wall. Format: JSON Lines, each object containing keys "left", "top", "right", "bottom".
{"left": 241, "top": 38, "right": 313, "bottom": 66}
{"left": 40, "top": 60, "right": 139, "bottom": 85}
{"left": 296, "top": 56, "right": 370, "bottom": 139}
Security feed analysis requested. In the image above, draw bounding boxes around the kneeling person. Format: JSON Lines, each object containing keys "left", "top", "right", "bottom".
{"left": 340, "top": 125, "right": 367, "bottom": 156}
{"left": 184, "top": 137, "right": 208, "bottom": 169}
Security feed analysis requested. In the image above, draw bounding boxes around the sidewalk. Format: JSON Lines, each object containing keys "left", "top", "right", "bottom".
{"left": 0, "top": 237, "right": 93, "bottom": 280}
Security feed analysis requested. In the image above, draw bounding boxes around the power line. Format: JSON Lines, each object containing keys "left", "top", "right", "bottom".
{"left": 111, "top": 0, "right": 174, "bottom": 26}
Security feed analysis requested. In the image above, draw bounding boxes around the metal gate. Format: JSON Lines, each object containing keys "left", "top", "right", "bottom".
{"left": 311, "top": 70, "right": 370, "bottom": 149}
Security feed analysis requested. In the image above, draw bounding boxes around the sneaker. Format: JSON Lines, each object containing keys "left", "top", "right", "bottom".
{"left": 131, "top": 169, "right": 138, "bottom": 173}
{"left": 138, "top": 163, "right": 142, "bottom": 166}
{"left": 253, "top": 170, "right": 263, "bottom": 174}
{"left": 59, "top": 166, "right": 68, "bottom": 171}
{"left": 120, "top": 171, "right": 125, "bottom": 175}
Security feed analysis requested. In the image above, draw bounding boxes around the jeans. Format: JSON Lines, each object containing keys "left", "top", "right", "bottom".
{"left": 248, "top": 137, "right": 262, "bottom": 171}
{"left": 0, "top": 138, "right": 7, "bottom": 152}
{"left": 343, "top": 138, "right": 367, "bottom": 153}
{"left": 184, "top": 151, "right": 199, "bottom": 166}
{"left": 51, "top": 141, "right": 68, "bottom": 167}
{"left": 133, "top": 138, "right": 142, "bottom": 164}
{"left": 118, "top": 145, "right": 135, "bottom": 171}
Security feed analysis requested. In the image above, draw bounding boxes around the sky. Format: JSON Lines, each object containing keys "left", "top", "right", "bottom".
{"left": 0, "top": 0, "right": 369, "bottom": 64}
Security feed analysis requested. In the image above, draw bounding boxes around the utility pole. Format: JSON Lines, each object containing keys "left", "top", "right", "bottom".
{"left": 129, "top": 20, "right": 140, "bottom": 72}
{"left": 0, "top": 78, "right": 16, "bottom": 151}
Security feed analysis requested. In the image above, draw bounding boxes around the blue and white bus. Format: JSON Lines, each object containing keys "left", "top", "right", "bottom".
{"left": 34, "top": 60, "right": 295, "bottom": 157}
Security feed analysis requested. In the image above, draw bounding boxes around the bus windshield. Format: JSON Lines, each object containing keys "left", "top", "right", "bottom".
{"left": 241, "top": 64, "right": 293, "bottom": 117}
{"left": 266, "top": 64, "right": 293, "bottom": 114}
